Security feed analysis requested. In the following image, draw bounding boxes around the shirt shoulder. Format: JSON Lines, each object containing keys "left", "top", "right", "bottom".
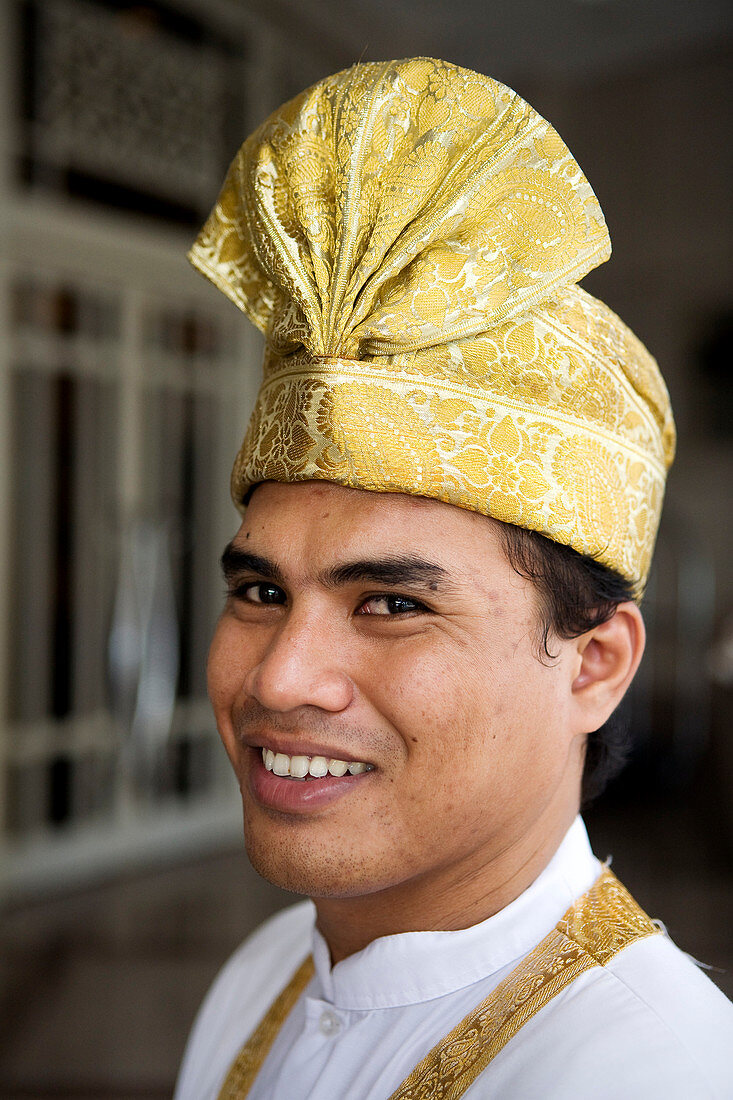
{"left": 174, "top": 900, "right": 315, "bottom": 1100}
{"left": 482, "top": 932, "right": 733, "bottom": 1099}
{"left": 601, "top": 933, "right": 733, "bottom": 1092}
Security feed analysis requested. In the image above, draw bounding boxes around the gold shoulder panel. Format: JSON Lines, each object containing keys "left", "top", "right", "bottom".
{"left": 388, "top": 869, "right": 659, "bottom": 1099}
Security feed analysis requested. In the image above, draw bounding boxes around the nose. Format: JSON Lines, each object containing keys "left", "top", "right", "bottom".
{"left": 243, "top": 605, "right": 354, "bottom": 714}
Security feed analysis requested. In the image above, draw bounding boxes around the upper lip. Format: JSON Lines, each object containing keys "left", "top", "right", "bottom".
{"left": 243, "top": 734, "right": 373, "bottom": 765}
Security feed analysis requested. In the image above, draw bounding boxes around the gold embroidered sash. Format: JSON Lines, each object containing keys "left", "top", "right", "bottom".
{"left": 218, "top": 869, "right": 658, "bottom": 1099}
{"left": 217, "top": 956, "right": 315, "bottom": 1100}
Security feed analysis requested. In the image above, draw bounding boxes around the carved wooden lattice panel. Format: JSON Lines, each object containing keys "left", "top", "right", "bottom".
{"left": 28, "top": 0, "right": 236, "bottom": 215}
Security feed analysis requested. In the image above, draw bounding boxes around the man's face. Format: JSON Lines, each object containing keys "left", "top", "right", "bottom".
{"left": 208, "top": 481, "right": 584, "bottom": 903}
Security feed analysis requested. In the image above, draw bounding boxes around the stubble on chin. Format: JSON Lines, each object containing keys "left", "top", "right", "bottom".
{"left": 240, "top": 799, "right": 391, "bottom": 900}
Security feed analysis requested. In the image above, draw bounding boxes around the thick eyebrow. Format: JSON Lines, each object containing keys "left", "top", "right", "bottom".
{"left": 220, "top": 544, "right": 456, "bottom": 594}
{"left": 220, "top": 544, "right": 285, "bottom": 585}
{"left": 322, "top": 555, "right": 454, "bottom": 592}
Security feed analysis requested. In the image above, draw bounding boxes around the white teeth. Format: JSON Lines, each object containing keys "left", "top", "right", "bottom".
{"left": 308, "top": 756, "right": 329, "bottom": 777}
{"left": 289, "top": 755, "right": 310, "bottom": 778}
{"left": 272, "top": 753, "right": 290, "bottom": 776}
{"left": 260, "top": 747, "right": 372, "bottom": 778}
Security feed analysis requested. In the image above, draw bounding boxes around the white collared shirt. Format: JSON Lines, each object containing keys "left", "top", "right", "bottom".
{"left": 175, "top": 818, "right": 733, "bottom": 1099}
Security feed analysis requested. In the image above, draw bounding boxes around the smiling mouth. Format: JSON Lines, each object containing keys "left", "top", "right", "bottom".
{"left": 260, "top": 747, "right": 374, "bottom": 780}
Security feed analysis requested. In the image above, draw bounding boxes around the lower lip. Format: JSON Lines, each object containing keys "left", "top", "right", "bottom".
{"left": 248, "top": 752, "right": 373, "bottom": 814}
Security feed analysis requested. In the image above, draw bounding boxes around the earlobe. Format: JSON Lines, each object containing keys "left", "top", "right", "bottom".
{"left": 571, "top": 603, "right": 646, "bottom": 732}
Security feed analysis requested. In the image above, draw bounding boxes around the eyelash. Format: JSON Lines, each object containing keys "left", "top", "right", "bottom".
{"left": 226, "top": 582, "right": 430, "bottom": 616}
{"left": 227, "top": 581, "right": 285, "bottom": 605}
{"left": 356, "top": 594, "right": 428, "bottom": 616}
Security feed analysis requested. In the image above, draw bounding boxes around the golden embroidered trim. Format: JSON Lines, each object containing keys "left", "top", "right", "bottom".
{"left": 218, "top": 869, "right": 658, "bottom": 1099}
{"left": 217, "top": 955, "right": 314, "bottom": 1100}
{"left": 388, "top": 869, "right": 658, "bottom": 1099}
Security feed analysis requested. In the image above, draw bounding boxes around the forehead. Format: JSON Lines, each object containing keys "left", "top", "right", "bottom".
{"left": 238, "top": 480, "right": 506, "bottom": 571}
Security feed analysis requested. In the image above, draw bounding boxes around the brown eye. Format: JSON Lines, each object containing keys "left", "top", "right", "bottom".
{"left": 357, "top": 595, "right": 425, "bottom": 616}
{"left": 236, "top": 582, "right": 286, "bottom": 605}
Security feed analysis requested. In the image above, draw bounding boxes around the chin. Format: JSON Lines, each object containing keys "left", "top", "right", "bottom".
{"left": 243, "top": 827, "right": 388, "bottom": 900}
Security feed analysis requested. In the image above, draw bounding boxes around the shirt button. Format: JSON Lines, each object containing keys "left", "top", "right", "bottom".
{"left": 318, "top": 1008, "right": 342, "bottom": 1036}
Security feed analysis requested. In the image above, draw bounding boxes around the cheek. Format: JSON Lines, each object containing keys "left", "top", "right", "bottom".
{"left": 489, "top": 662, "right": 574, "bottom": 801}
{"left": 206, "top": 619, "right": 254, "bottom": 764}
{"left": 206, "top": 621, "right": 238, "bottom": 708}
{"left": 357, "top": 642, "right": 453, "bottom": 742}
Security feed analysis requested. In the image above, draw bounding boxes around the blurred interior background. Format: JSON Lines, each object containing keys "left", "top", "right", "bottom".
{"left": 0, "top": 0, "right": 731, "bottom": 1096}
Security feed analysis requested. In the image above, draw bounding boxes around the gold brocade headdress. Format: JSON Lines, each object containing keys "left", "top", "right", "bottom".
{"left": 190, "top": 57, "right": 675, "bottom": 590}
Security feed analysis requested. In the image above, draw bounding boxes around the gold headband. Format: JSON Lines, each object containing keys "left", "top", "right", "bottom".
{"left": 190, "top": 57, "right": 675, "bottom": 589}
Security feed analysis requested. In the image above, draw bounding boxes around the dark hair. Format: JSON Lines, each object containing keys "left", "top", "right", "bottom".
{"left": 499, "top": 523, "right": 637, "bottom": 805}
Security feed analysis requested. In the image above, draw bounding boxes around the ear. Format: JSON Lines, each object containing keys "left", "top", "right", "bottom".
{"left": 570, "top": 602, "right": 646, "bottom": 735}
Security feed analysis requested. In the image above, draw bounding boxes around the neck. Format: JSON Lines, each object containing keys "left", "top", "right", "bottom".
{"left": 314, "top": 804, "right": 579, "bottom": 965}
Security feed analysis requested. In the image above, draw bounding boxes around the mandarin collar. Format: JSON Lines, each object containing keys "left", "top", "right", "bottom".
{"left": 310, "top": 817, "right": 601, "bottom": 1010}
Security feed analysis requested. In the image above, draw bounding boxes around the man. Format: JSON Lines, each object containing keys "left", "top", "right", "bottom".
{"left": 175, "top": 58, "right": 732, "bottom": 1098}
